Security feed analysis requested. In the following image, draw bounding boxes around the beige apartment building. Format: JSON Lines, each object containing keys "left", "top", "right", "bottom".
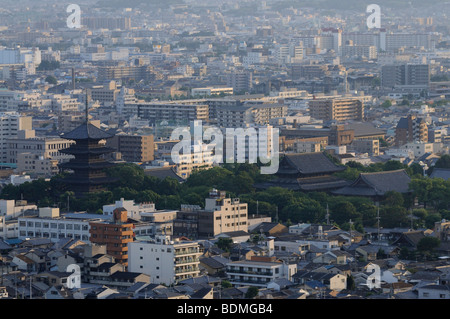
{"left": 309, "top": 97, "right": 364, "bottom": 122}
{"left": 90, "top": 81, "right": 120, "bottom": 105}
{"left": 6, "top": 130, "right": 74, "bottom": 164}
{"left": 134, "top": 102, "right": 209, "bottom": 125}
{"left": 107, "top": 133, "right": 154, "bottom": 163}
{"left": 197, "top": 189, "right": 248, "bottom": 238}
{"left": 350, "top": 139, "right": 380, "bottom": 156}
{"left": 16, "top": 152, "right": 59, "bottom": 177}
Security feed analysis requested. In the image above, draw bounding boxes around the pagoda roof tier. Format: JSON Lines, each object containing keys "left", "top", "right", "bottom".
{"left": 60, "top": 123, "right": 114, "bottom": 141}
{"left": 61, "top": 176, "right": 118, "bottom": 185}
{"left": 60, "top": 146, "right": 116, "bottom": 155}
{"left": 59, "top": 161, "right": 116, "bottom": 170}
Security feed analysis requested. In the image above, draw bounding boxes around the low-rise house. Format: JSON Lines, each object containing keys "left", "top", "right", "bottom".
{"left": 381, "top": 282, "right": 414, "bottom": 295}
{"left": 107, "top": 272, "right": 151, "bottom": 291}
{"left": 417, "top": 284, "right": 450, "bottom": 299}
{"left": 292, "top": 270, "right": 347, "bottom": 292}
{"left": 12, "top": 254, "right": 36, "bottom": 272}
{"left": 199, "top": 255, "right": 229, "bottom": 276}
{"left": 44, "top": 285, "right": 73, "bottom": 299}
{"left": 35, "top": 271, "right": 73, "bottom": 287}
{"left": 312, "top": 250, "right": 353, "bottom": 265}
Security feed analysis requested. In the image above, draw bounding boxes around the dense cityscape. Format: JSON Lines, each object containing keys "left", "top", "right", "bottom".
{"left": 0, "top": 0, "right": 449, "bottom": 306}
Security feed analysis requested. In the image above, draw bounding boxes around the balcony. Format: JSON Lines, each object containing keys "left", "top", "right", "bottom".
{"left": 175, "top": 267, "right": 200, "bottom": 274}
{"left": 175, "top": 258, "right": 199, "bottom": 265}
{"left": 227, "top": 278, "right": 270, "bottom": 286}
{"left": 226, "top": 268, "right": 274, "bottom": 277}
{"left": 174, "top": 248, "right": 200, "bottom": 256}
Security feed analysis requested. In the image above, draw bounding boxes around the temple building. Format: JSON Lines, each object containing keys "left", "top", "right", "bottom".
{"left": 255, "top": 152, "right": 348, "bottom": 192}
{"left": 58, "top": 122, "right": 117, "bottom": 197}
{"left": 331, "top": 169, "right": 412, "bottom": 201}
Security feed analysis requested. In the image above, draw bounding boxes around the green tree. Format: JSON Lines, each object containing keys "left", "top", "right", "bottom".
{"left": 380, "top": 100, "right": 392, "bottom": 108}
{"left": 45, "top": 75, "right": 57, "bottom": 85}
{"left": 417, "top": 237, "right": 441, "bottom": 252}
{"left": 221, "top": 280, "right": 232, "bottom": 289}
{"left": 216, "top": 238, "right": 233, "bottom": 252}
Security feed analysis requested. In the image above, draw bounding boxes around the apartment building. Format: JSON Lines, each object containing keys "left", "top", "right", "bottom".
{"left": 281, "top": 124, "right": 354, "bottom": 146}
{"left": 97, "top": 64, "right": 159, "bottom": 82}
{"left": 191, "top": 87, "right": 233, "bottom": 97}
{"left": 106, "top": 133, "right": 154, "bottom": 163}
{"left": 102, "top": 198, "right": 157, "bottom": 221}
{"left": 350, "top": 139, "right": 380, "bottom": 156}
{"left": 6, "top": 130, "right": 75, "bottom": 164}
{"left": 16, "top": 152, "right": 59, "bottom": 177}
{"left": 197, "top": 189, "right": 248, "bottom": 238}
{"left": 168, "top": 142, "right": 215, "bottom": 179}
{"left": 128, "top": 234, "right": 202, "bottom": 285}
{"left": 133, "top": 102, "right": 209, "bottom": 125}
{"left": 308, "top": 98, "right": 364, "bottom": 122}
{"left": 0, "top": 112, "right": 32, "bottom": 162}
{"left": 90, "top": 81, "right": 120, "bottom": 105}
{"left": 0, "top": 199, "right": 37, "bottom": 240}
{"left": 226, "top": 256, "right": 297, "bottom": 288}
{"left": 381, "top": 64, "right": 430, "bottom": 90}
{"left": 89, "top": 208, "right": 135, "bottom": 266}
{"left": 17, "top": 208, "right": 102, "bottom": 243}
{"left": 57, "top": 112, "right": 101, "bottom": 133}
{"left": 226, "top": 71, "right": 253, "bottom": 93}
{"left": 216, "top": 104, "right": 287, "bottom": 128}
{"left": 395, "top": 114, "right": 428, "bottom": 146}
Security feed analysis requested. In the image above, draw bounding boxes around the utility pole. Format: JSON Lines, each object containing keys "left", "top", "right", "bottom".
{"left": 326, "top": 204, "right": 330, "bottom": 225}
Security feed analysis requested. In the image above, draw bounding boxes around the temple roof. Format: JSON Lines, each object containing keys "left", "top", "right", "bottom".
{"left": 278, "top": 152, "right": 346, "bottom": 176}
{"left": 60, "top": 122, "right": 114, "bottom": 140}
{"left": 255, "top": 175, "right": 349, "bottom": 192}
{"left": 332, "top": 169, "right": 412, "bottom": 197}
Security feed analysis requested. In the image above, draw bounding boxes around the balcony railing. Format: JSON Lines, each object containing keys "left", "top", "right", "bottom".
{"left": 175, "top": 258, "right": 199, "bottom": 265}
{"left": 226, "top": 269, "right": 274, "bottom": 276}
{"left": 174, "top": 249, "right": 200, "bottom": 256}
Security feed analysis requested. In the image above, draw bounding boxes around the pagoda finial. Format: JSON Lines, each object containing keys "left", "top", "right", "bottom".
{"left": 85, "top": 90, "right": 89, "bottom": 124}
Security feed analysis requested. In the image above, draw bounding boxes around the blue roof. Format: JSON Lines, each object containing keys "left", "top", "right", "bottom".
{"left": 4, "top": 238, "right": 23, "bottom": 245}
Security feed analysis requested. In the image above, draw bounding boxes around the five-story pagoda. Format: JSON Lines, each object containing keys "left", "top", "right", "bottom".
{"left": 59, "top": 94, "right": 117, "bottom": 197}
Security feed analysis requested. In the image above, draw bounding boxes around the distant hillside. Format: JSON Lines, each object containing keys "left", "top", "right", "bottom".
{"left": 95, "top": 0, "right": 184, "bottom": 9}
{"left": 265, "top": 0, "right": 447, "bottom": 10}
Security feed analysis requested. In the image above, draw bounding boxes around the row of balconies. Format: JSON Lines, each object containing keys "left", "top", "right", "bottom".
{"left": 226, "top": 268, "right": 275, "bottom": 277}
